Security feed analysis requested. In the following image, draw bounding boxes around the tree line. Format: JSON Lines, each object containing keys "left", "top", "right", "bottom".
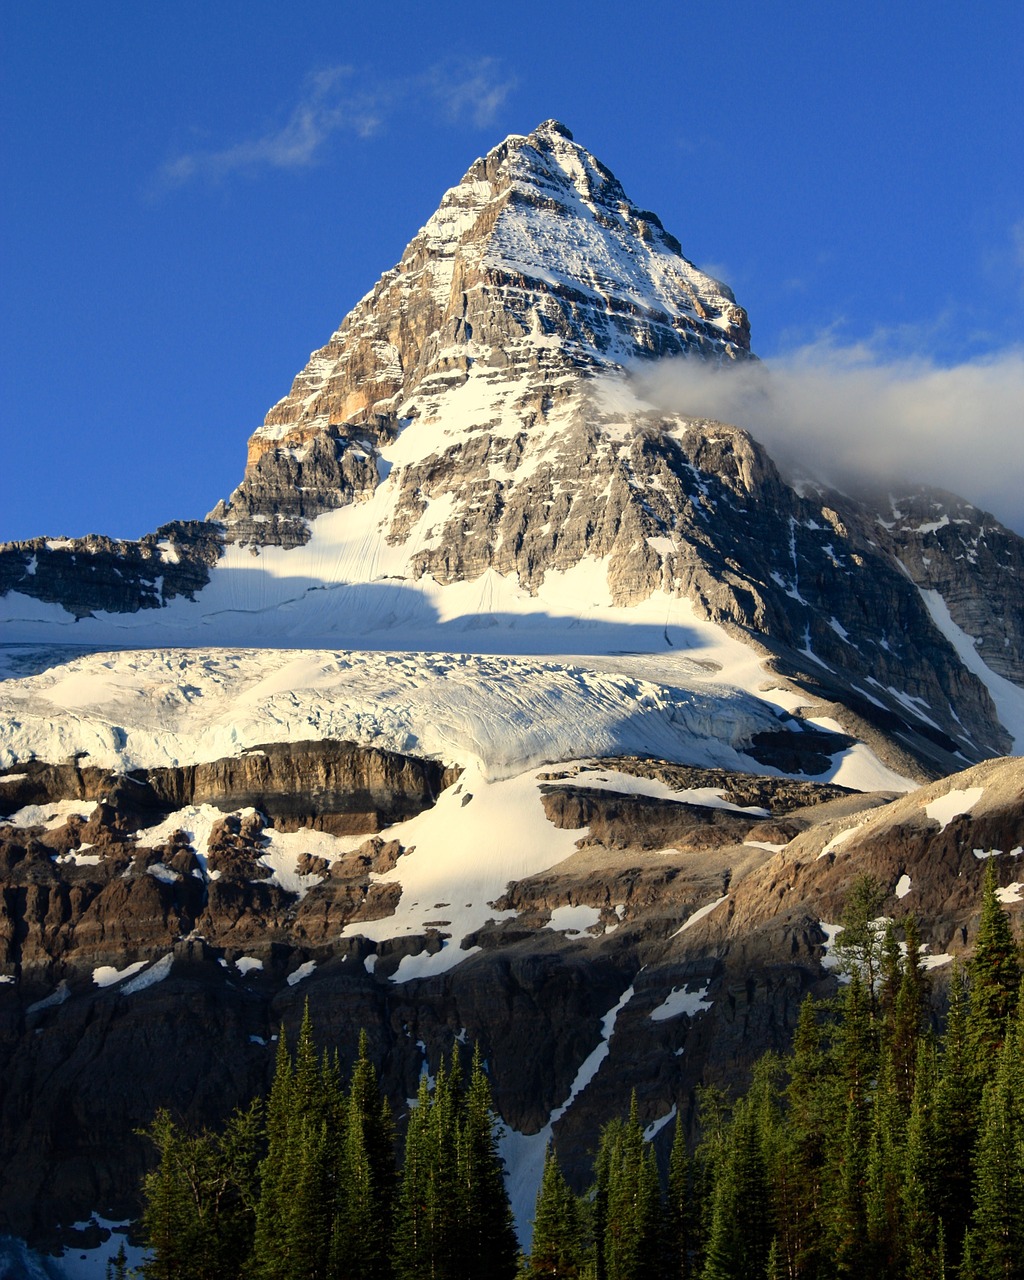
{"left": 528, "top": 864, "right": 1023, "bottom": 1279}
{"left": 116, "top": 862, "right": 1023, "bottom": 1279}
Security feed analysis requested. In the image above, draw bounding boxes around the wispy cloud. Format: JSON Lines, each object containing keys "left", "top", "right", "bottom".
{"left": 156, "top": 57, "right": 516, "bottom": 192}
{"left": 156, "top": 67, "right": 382, "bottom": 190}
{"left": 427, "top": 56, "right": 517, "bottom": 127}
{"left": 633, "top": 337, "right": 1024, "bottom": 535}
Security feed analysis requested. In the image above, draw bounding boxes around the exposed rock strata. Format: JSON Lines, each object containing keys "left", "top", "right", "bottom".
{"left": 1, "top": 747, "right": 1020, "bottom": 1246}
{"left": 0, "top": 521, "right": 222, "bottom": 617}
{"left": 0, "top": 738, "right": 458, "bottom": 833}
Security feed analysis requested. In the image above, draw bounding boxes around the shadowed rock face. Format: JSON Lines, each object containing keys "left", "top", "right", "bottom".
{"left": 1, "top": 743, "right": 1021, "bottom": 1247}
{"left": 0, "top": 521, "right": 223, "bottom": 618}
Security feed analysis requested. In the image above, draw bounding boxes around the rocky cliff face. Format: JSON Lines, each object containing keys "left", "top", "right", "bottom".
{"left": 0, "top": 119, "right": 1022, "bottom": 1258}
{"left": 1, "top": 743, "right": 1020, "bottom": 1246}
{"left": 1, "top": 122, "right": 1019, "bottom": 773}
{"left": 862, "top": 485, "right": 1024, "bottom": 684}
{"left": 0, "top": 521, "right": 222, "bottom": 618}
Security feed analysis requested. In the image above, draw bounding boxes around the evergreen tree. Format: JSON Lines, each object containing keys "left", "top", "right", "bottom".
{"left": 832, "top": 873, "right": 888, "bottom": 1008}
{"left": 700, "top": 1094, "right": 772, "bottom": 1280}
{"left": 392, "top": 1073, "right": 434, "bottom": 1280}
{"left": 425, "top": 1056, "right": 463, "bottom": 1278}
{"left": 592, "top": 1098, "right": 662, "bottom": 1280}
{"left": 105, "top": 1243, "right": 129, "bottom": 1280}
{"left": 931, "top": 963, "right": 976, "bottom": 1265}
{"left": 966, "top": 859, "right": 1021, "bottom": 1084}
{"left": 459, "top": 1046, "right": 518, "bottom": 1280}
{"left": 664, "top": 1113, "right": 694, "bottom": 1280}
{"left": 900, "top": 1039, "right": 941, "bottom": 1280}
{"left": 528, "top": 1144, "right": 588, "bottom": 1278}
{"left": 285, "top": 1116, "right": 334, "bottom": 1280}
{"left": 864, "top": 1053, "right": 903, "bottom": 1278}
{"left": 140, "top": 1103, "right": 261, "bottom": 1280}
{"left": 616, "top": 1098, "right": 662, "bottom": 1280}
{"left": 692, "top": 1084, "right": 732, "bottom": 1268}
{"left": 962, "top": 993, "right": 1024, "bottom": 1278}
{"left": 251, "top": 1028, "right": 297, "bottom": 1278}
{"left": 889, "top": 915, "right": 929, "bottom": 1113}
{"left": 781, "top": 995, "right": 833, "bottom": 1279}
{"left": 334, "top": 1031, "right": 397, "bottom": 1280}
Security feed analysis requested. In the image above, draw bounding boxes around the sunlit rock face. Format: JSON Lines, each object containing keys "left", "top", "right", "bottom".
{"left": 211, "top": 118, "right": 751, "bottom": 546}
{"left": 2, "top": 121, "right": 1020, "bottom": 772}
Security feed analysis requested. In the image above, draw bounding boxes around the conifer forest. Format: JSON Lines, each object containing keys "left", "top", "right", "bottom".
{"left": 117, "top": 865, "right": 1023, "bottom": 1280}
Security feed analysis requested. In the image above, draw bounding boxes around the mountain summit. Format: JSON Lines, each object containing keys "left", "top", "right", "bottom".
{"left": 1, "top": 122, "right": 1022, "bottom": 1260}
{"left": 210, "top": 118, "right": 751, "bottom": 547}
{"left": 1, "top": 121, "right": 1022, "bottom": 777}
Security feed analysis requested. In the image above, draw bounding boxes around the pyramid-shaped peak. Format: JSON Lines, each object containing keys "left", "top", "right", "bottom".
{"left": 531, "top": 119, "right": 574, "bottom": 140}
{"left": 233, "top": 120, "right": 753, "bottom": 516}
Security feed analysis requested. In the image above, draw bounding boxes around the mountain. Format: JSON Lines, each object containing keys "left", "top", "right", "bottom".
{"left": 0, "top": 121, "right": 1022, "bottom": 1265}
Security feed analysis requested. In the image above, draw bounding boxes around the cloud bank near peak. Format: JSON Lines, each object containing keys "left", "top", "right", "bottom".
{"left": 633, "top": 341, "right": 1024, "bottom": 535}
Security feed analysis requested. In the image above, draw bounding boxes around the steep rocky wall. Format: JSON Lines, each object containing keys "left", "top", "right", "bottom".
{"left": 1, "top": 751, "right": 1020, "bottom": 1248}
{"left": 0, "top": 521, "right": 223, "bottom": 617}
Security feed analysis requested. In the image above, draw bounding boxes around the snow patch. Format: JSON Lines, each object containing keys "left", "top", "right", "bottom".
{"left": 919, "top": 588, "right": 1024, "bottom": 750}
{"left": 93, "top": 962, "right": 147, "bottom": 988}
{"left": 925, "top": 786, "right": 984, "bottom": 833}
{"left": 122, "top": 952, "right": 174, "bottom": 994}
{"left": 27, "top": 981, "right": 70, "bottom": 1013}
{"left": 545, "top": 904, "right": 602, "bottom": 934}
{"left": 5, "top": 799, "right": 97, "bottom": 830}
{"left": 287, "top": 960, "right": 317, "bottom": 986}
{"left": 650, "top": 982, "right": 712, "bottom": 1021}
{"left": 671, "top": 895, "right": 727, "bottom": 936}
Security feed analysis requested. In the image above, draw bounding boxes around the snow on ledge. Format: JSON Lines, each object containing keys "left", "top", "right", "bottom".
{"left": 650, "top": 983, "right": 712, "bottom": 1021}
{"left": 93, "top": 961, "right": 147, "bottom": 988}
{"left": 925, "top": 787, "right": 984, "bottom": 833}
{"left": 671, "top": 895, "right": 727, "bottom": 936}
{"left": 122, "top": 952, "right": 174, "bottom": 994}
{"left": 545, "top": 904, "right": 602, "bottom": 934}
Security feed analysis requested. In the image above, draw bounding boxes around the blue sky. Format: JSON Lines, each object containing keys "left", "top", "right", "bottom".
{"left": 3, "top": 1, "right": 1022, "bottom": 540}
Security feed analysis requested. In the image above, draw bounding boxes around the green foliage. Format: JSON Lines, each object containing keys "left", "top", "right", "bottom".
{"left": 135, "top": 874, "right": 1024, "bottom": 1280}
{"left": 965, "top": 859, "right": 1021, "bottom": 1084}
{"left": 140, "top": 1101, "right": 262, "bottom": 1280}
{"left": 392, "top": 1046, "right": 518, "bottom": 1280}
{"left": 527, "top": 1144, "right": 588, "bottom": 1278}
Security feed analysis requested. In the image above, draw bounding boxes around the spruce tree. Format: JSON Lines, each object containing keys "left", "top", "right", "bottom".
{"left": 392, "top": 1073, "right": 434, "bottom": 1280}
{"left": 966, "top": 859, "right": 1021, "bottom": 1084}
{"left": 889, "top": 915, "right": 928, "bottom": 1112}
{"left": 252, "top": 1028, "right": 296, "bottom": 1277}
{"left": 285, "top": 1115, "right": 333, "bottom": 1280}
{"left": 692, "top": 1084, "right": 732, "bottom": 1268}
{"left": 700, "top": 1095, "right": 772, "bottom": 1280}
{"left": 528, "top": 1144, "right": 587, "bottom": 1278}
{"left": 665, "top": 1113, "right": 694, "bottom": 1280}
{"left": 335, "top": 1031, "right": 396, "bottom": 1280}
{"left": 459, "top": 1046, "right": 518, "bottom": 1280}
{"left": 140, "top": 1103, "right": 261, "bottom": 1280}
{"left": 900, "top": 1039, "right": 941, "bottom": 1279}
{"left": 926, "top": 962, "right": 975, "bottom": 1269}
{"left": 593, "top": 1098, "right": 662, "bottom": 1280}
{"left": 833, "top": 873, "right": 887, "bottom": 1008}
{"left": 962, "top": 993, "right": 1024, "bottom": 1278}
{"left": 782, "top": 995, "right": 833, "bottom": 1278}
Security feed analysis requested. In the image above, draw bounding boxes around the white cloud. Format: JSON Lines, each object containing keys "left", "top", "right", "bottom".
{"left": 156, "top": 57, "right": 516, "bottom": 191}
{"left": 156, "top": 67, "right": 382, "bottom": 189}
{"left": 427, "top": 56, "right": 517, "bottom": 127}
{"left": 633, "top": 339, "right": 1024, "bottom": 535}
